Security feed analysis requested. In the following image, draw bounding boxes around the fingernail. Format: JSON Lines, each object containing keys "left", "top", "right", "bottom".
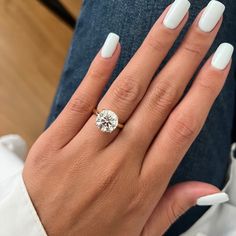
{"left": 211, "top": 43, "right": 234, "bottom": 70}
{"left": 101, "top": 33, "right": 120, "bottom": 58}
{"left": 163, "top": 0, "right": 190, "bottom": 29}
{"left": 196, "top": 192, "right": 229, "bottom": 206}
{"left": 198, "top": 0, "right": 225, "bottom": 32}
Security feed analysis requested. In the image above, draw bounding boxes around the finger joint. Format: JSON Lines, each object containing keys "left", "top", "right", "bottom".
{"left": 169, "top": 112, "right": 199, "bottom": 145}
{"left": 147, "top": 80, "right": 180, "bottom": 115}
{"left": 67, "top": 93, "right": 93, "bottom": 115}
{"left": 112, "top": 76, "right": 141, "bottom": 106}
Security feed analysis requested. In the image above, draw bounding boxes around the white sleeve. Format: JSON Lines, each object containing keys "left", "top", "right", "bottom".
{"left": 0, "top": 140, "right": 47, "bottom": 236}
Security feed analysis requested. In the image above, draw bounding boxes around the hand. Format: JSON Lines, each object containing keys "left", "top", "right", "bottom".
{"left": 23, "top": 1, "right": 232, "bottom": 235}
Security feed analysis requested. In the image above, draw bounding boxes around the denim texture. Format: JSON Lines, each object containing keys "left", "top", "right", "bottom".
{"left": 47, "top": 0, "right": 236, "bottom": 235}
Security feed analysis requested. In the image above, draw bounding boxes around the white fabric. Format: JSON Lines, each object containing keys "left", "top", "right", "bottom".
{"left": 0, "top": 135, "right": 235, "bottom": 236}
{"left": 0, "top": 136, "right": 47, "bottom": 236}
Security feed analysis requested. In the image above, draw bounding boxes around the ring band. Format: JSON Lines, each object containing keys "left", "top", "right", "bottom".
{"left": 93, "top": 109, "right": 124, "bottom": 133}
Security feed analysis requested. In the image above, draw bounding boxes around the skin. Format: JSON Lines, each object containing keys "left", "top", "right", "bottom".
{"left": 23, "top": 4, "right": 231, "bottom": 236}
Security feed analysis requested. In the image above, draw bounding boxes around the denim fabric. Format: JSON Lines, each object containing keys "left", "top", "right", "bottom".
{"left": 46, "top": 0, "right": 236, "bottom": 235}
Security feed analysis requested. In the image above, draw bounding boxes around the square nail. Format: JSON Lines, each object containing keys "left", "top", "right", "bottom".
{"left": 211, "top": 43, "right": 234, "bottom": 70}
{"left": 198, "top": 0, "right": 225, "bottom": 32}
{"left": 163, "top": 0, "right": 190, "bottom": 29}
{"left": 101, "top": 33, "right": 120, "bottom": 58}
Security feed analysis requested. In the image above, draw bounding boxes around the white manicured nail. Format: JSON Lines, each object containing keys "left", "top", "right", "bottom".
{"left": 211, "top": 43, "right": 234, "bottom": 70}
{"left": 163, "top": 0, "right": 190, "bottom": 29}
{"left": 196, "top": 192, "right": 229, "bottom": 206}
{"left": 101, "top": 33, "right": 120, "bottom": 58}
{"left": 198, "top": 1, "right": 225, "bottom": 32}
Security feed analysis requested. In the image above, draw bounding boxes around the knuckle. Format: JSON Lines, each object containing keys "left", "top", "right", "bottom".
{"left": 112, "top": 76, "right": 141, "bottom": 105}
{"left": 196, "top": 71, "right": 222, "bottom": 96}
{"left": 146, "top": 36, "right": 168, "bottom": 53}
{"left": 147, "top": 80, "right": 180, "bottom": 114}
{"left": 182, "top": 27, "right": 212, "bottom": 58}
{"left": 182, "top": 39, "right": 206, "bottom": 58}
{"left": 88, "top": 66, "right": 108, "bottom": 81}
{"left": 68, "top": 93, "right": 93, "bottom": 114}
{"left": 197, "top": 79, "right": 218, "bottom": 95}
{"left": 169, "top": 112, "right": 199, "bottom": 144}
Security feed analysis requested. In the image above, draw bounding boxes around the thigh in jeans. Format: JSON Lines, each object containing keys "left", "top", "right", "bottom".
{"left": 46, "top": 0, "right": 236, "bottom": 234}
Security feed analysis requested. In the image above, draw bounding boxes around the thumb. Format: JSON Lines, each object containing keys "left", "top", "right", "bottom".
{"left": 142, "top": 181, "right": 229, "bottom": 236}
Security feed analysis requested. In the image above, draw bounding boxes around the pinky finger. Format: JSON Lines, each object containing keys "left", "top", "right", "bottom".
{"left": 46, "top": 33, "right": 121, "bottom": 149}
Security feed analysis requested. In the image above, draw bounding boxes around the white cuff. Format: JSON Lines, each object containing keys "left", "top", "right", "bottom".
{"left": 0, "top": 172, "right": 47, "bottom": 236}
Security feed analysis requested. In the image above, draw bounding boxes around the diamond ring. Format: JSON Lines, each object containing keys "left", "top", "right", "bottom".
{"left": 93, "top": 109, "right": 124, "bottom": 133}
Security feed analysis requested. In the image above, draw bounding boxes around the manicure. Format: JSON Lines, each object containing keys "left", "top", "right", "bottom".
{"left": 196, "top": 192, "right": 229, "bottom": 206}
{"left": 211, "top": 43, "right": 234, "bottom": 70}
{"left": 163, "top": 0, "right": 190, "bottom": 29}
{"left": 198, "top": 0, "right": 225, "bottom": 32}
{"left": 101, "top": 33, "right": 120, "bottom": 58}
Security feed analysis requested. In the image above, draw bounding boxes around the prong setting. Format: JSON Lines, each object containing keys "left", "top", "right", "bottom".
{"left": 96, "top": 109, "right": 119, "bottom": 133}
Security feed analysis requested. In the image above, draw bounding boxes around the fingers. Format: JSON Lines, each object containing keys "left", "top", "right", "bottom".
{"left": 141, "top": 43, "right": 233, "bottom": 184}
{"left": 121, "top": 1, "right": 225, "bottom": 155}
{"left": 142, "top": 182, "right": 223, "bottom": 236}
{"left": 45, "top": 33, "right": 121, "bottom": 148}
{"left": 98, "top": 1, "right": 189, "bottom": 123}
{"left": 74, "top": 1, "right": 190, "bottom": 149}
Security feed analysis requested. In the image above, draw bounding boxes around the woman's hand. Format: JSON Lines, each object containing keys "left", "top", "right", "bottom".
{"left": 23, "top": 1, "right": 233, "bottom": 235}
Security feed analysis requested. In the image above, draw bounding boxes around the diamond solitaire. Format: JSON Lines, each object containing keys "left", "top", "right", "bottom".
{"left": 94, "top": 109, "right": 123, "bottom": 133}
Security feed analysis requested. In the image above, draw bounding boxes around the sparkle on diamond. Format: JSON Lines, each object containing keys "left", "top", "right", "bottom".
{"left": 96, "top": 109, "right": 119, "bottom": 133}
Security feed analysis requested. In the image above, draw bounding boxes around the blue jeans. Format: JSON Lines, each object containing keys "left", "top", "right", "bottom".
{"left": 47, "top": 0, "right": 236, "bottom": 235}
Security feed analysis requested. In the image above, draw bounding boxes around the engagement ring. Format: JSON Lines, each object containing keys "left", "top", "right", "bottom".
{"left": 93, "top": 109, "right": 124, "bottom": 133}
